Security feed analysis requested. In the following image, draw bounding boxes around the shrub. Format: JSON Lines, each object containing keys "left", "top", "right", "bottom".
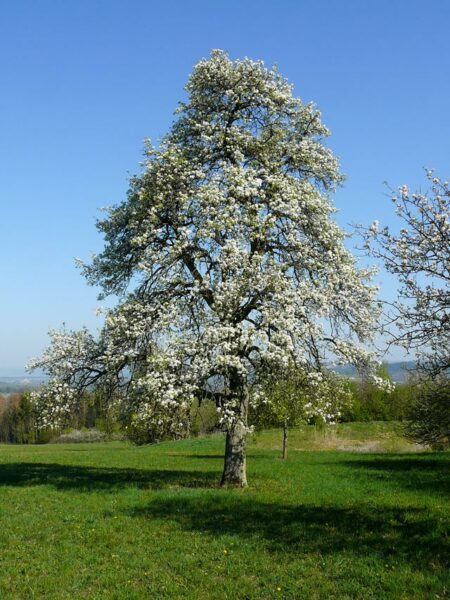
{"left": 341, "top": 380, "right": 414, "bottom": 422}
{"left": 404, "top": 379, "right": 450, "bottom": 450}
{"left": 54, "top": 428, "right": 107, "bottom": 444}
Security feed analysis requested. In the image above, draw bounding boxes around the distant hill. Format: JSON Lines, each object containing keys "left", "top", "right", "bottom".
{"left": 334, "top": 361, "right": 416, "bottom": 383}
{"left": 0, "top": 361, "right": 415, "bottom": 393}
{"left": 0, "top": 377, "right": 47, "bottom": 394}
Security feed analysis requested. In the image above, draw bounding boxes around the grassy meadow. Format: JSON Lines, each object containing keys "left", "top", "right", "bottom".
{"left": 0, "top": 423, "right": 448, "bottom": 599}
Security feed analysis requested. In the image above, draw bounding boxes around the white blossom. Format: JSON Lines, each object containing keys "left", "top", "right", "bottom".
{"left": 362, "top": 171, "right": 449, "bottom": 379}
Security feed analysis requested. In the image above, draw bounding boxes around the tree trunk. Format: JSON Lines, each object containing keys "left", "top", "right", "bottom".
{"left": 282, "top": 419, "right": 288, "bottom": 460}
{"left": 221, "top": 418, "right": 248, "bottom": 487}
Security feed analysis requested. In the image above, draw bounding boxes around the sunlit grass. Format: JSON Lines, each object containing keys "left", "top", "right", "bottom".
{"left": 251, "top": 421, "right": 423, "bottom": 453}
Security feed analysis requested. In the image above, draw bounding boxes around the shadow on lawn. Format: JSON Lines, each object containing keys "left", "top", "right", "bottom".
{"left": 176, "top": 453, "right": 268, "bottom": 460}
{"left": 130, "top": 495, "right": 449, "bottom": 571}
{"left": 168, "top": 454, "right": 224, "bottom": 460}
{"left": 341, "top": 455, "right": 450, "bottom": 496}
{"left": 0, "top": 463, "right": 219, "bottom": 491}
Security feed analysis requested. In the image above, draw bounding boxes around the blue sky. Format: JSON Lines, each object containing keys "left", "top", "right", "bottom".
{"left": 1, "top": 0, "right": 449, "bottom": 373}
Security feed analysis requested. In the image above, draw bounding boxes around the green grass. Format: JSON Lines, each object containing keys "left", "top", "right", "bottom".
{"left": 251, "top": 421, "right": 423, "bottom": 453}
{"left": 0, "top": 424, "right": 448, "bottom": 599}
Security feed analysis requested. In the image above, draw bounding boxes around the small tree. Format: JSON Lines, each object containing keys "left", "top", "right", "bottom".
{"left": 256, "top": 368, "right": 352, "bottom": 459}
{"left": 30, "top": 51, "right": 383, "bottom": 486}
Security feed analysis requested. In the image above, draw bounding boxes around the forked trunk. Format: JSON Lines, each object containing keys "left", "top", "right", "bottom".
{"left": 221, "top": 419, "right": 248, "bottom": 487}
{"left": 282, "top": 419, "right": 288, "bottom": 460}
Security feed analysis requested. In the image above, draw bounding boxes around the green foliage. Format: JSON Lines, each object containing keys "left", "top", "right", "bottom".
{"left": 250, "top": 369, "right": 354, "bottom": 429}
{"left": 0, "top": 431, "right": 447, "bottom": 598}
{"left": 404, "top": 378, "right": 450, "bottom": 450}
{"left": 124, "top": 405, "right": 190, "bottom": 446}
{"left": 340, "top": 365, "right": 414, "bottom": 423}
{"left": 54, "top": 389, "right": 126, "bottom": 441}
{"left": 72, "top": 389, "right": 120, "bottom": 432}
{"left": 342, "top": 380, "right": 414, "bottom": 422}
{"left": 0, "top": 368, "right": 437, "bottom": 448}
{"left": 124, "top": 394, "right": 218, "bottom": 445}
{"left": 0, "top": 393, "right": 38, "bottom": 443}
{"left": 0, "top": 389, "right": 125, "bottom": 445}
{"left": 189, "top": 398, "right": 219, "bottom": 437}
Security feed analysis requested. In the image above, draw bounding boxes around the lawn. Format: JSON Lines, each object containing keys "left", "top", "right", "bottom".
{"left": 0, "top": 424, "right": 448, "bottom": 599}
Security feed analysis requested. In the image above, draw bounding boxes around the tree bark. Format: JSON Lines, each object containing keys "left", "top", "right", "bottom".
{"left": 282, "top": 419, "right": 288, "bottom": 460}
{"left": 221, "top": 419, "right": 248, "bottom": 487}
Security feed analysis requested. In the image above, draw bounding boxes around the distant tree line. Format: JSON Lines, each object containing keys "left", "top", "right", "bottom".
{"left": 0, "top": 368, "right": 444, "bottom": 449}
{"left": 0, "top": 391, "right": 120, "bottom": 444}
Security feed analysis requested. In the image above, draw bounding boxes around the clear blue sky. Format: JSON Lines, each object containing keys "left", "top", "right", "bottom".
{"left": 1, "top": 0, "right": 449, "bottom": 373}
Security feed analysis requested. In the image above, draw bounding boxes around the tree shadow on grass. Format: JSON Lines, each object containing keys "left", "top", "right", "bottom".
{"left": 0, "top": 463, "right": 219, "bottom": 491}
{"left": 341, "top": 454, "right": 450, "bottom": 496}
{"left": 129, "top": 494, "right": 449, "bottom": 572}
{"left": 175, "top": 453, "right": 268, "bottom": 460}
{"left": 168, "top": 454, "right": 224, "bottom": 460}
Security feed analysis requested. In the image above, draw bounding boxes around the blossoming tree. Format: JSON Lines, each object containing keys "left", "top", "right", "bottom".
{"left": 31, "top": 51, "right": 382, "bottom": 486}
{"left": 256, "top": 368, "right": 352, "bottom": 460}
{"left": 364, "top": 172, "right": 449, "bottom": 378}
{"left": 363, "top": 172, "right": 449, "bottom": 448}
